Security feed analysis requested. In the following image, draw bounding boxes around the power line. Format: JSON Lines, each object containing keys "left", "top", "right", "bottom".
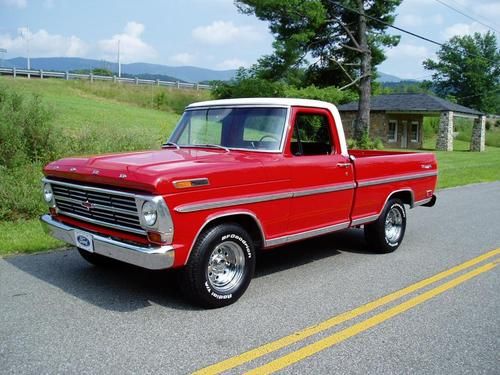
{"left": 326, "top": 0, "right": 499, "bottom": 66}
{"left": 434, "top": 0, "right": 500, "bottom": 34}
{"left": 327, "top": 0, "right": 443, "bottom": 47}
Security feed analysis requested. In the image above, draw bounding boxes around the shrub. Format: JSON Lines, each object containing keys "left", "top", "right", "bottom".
{"left": 212, "top": 77, "right": 286, "bottom": 99}
{"left": 0, "top": 85, "right": 60, "bottom": 168}
{"left": 284, "top": 85, "right": 357, "bottom": 105}
{"left": 0, "top": 163, "right": 45, "bottom": 221}
{"left": 348, "top": 131, "right": 383, "bottom": 150}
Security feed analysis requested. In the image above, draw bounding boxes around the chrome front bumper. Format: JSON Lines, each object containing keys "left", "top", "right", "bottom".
{"left": 40, "top": 214, "right": 175, "bottom": 270}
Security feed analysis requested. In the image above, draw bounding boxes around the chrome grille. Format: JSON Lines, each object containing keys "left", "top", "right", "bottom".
{"left": 50, "top": 181, "right": 145, "bottom": 235}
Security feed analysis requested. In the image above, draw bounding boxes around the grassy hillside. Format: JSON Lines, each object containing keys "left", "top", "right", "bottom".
{"left": 0, "top": 77, "right": 209, "bottom": 137}
{"left": 0, "top": 77, "right": 209, "bottom": 255}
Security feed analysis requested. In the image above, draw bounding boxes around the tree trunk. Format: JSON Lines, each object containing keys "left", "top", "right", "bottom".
{"left": 354, "top": 0, "right": 371, "bottom": 141}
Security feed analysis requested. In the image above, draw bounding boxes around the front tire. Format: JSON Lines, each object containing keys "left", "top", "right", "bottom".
{"left": 179, "top": 224, "right": 256, "bottom": 308}
{"left": 364, "top": 198, "right": 407, "bottom": 253}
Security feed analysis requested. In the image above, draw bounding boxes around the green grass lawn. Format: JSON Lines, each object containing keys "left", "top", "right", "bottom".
{"left": 0, "top": 77, "right": 210, "bottom": 141}
{"left": 0, "top": 219, "right": 65, "bottom": 255}
{"left": 423, "top": 137, "right": 500, "bottom": 189}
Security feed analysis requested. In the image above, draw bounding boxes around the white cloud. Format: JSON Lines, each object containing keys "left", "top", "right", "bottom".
{"left": 0, "top": 0, "right": 26, "bottom": 8}
{"left": 475, "top": 2, "right": 500, "bottom": 20}
{"left": 170, "top": 52, "right": 195, "bottom": 65}
{"left": 398, "top": 14, "right": 423, "bottom": 28}
{"left": 0, "top": 27, "right": 88, "bottom": 57}
{"left": 442, "top": 22, "right": 488, "bottom": 39}
{"left": 386, "top": 43, "right": 432, "bottom": 60}
{"left": 98, "top": 21, "right": 156, "bottom": 63}
{"left": 192, "top": 21, "right": 262, "bottom": 45}
{"left": 431, "top": 14, "right": 444, "bottom": 25}
{"left": 216, "top": 58, "right": 248, "bottom": 70}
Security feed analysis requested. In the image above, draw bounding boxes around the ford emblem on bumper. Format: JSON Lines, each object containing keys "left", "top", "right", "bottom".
{"left": 76, "top": 235, "right": 91, "bottom": 247}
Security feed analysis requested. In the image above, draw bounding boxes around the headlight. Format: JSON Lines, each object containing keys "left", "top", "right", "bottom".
{"left": 43, "top": 183, "right": 53, "bottom": 203}
{"left": 142, "top": 201, "right": 157, "bottom": 226}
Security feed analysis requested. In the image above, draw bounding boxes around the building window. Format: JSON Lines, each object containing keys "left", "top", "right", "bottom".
{"left": 410, "top": 121, "right": 419, "bottom": 142}
{"left": 387, "top": 120, "right": 397, "bottom": 142}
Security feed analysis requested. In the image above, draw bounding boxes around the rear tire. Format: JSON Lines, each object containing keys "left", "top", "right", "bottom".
{"left": 77, "top": 248, "right": 113, "bottom": 266}
{"left": 364, "top": 198, "right": 406, "bottom": 253}
{"left": 179, "top": 223, "right": 256, "bottom": 309}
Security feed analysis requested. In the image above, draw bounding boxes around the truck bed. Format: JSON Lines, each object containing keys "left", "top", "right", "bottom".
{"left": 348, "top": 149, "right": 438, "bottom": 224}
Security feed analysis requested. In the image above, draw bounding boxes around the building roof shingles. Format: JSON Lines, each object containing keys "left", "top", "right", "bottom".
{"left": 337, "top": 93, "right": 483, "bottom": 116}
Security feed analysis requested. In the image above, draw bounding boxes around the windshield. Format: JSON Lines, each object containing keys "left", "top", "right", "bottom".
{"left": 168, "top": 107, "right": 288, "bottom": 152}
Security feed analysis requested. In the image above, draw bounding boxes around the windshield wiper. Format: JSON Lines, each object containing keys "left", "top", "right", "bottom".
{"left": 191, "top": 144, "right": 230, "bottom": 153}
{"left": 161, "top": 141, "right": 180, "bottom": 150}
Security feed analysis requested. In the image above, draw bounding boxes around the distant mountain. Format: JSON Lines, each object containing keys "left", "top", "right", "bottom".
{"left": 4, "top": 57, "right": 237, "bottom": 83}
{"left": 4, "top": 56, "right": 407, "bottom": 84}
{"left": 376, "top": 72, "right": 404, "bottom": 83}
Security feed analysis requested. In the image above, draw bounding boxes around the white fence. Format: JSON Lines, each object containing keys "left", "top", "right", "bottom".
{"left": 0, "top": 67, "right": 211, "bottom": 90}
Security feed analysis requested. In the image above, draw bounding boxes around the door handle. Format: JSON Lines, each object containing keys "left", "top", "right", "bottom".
{"left": 336, "top": 162, "right": 351, "bottom": 168}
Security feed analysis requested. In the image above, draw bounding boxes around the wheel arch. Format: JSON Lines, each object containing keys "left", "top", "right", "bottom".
{"left": 385, "top": 189, "right": 415, "bottom": 209}
{"left": 184, "top": 211, "right": 265, "bottom": 265}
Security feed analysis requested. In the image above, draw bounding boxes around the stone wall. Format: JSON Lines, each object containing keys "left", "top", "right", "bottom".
{"left": 339, "top": 111, "right": 424, "bottom": 149}
{"left": 436, "top": 111, "right": 454, "bottom": 151}
{"left": 470, "top": 115, "right": 486, "bottom": 152}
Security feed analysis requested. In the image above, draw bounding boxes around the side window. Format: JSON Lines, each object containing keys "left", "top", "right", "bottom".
{"left": 291, "top": 113, "right": 333, "bottom": 156}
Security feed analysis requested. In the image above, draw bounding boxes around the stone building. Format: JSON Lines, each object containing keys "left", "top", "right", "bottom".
{"left": 337, "top": 93, "right": 485, "bottom": 151}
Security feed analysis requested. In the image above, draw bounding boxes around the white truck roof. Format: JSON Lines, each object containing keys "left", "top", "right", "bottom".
{"left": 186, "top": 98, "right": 349, "bottom": 156}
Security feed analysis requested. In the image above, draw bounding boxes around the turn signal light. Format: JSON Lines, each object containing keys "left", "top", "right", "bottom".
{"left": 49, "top": 207, "right": 58, "bottom": 216}
{"left": 173, "top": 180, "right": 194, "bottom": 189}
{"left": 147, "top": 231, "right": 168, "bottom": 244}
{"left": 173, "top": 178, "right": 209, "bottom": 189}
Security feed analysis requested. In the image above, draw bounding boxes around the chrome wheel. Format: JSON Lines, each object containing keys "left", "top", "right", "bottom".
{"left": 207, "top": 241, "right": 246, "bottom": 293}
{"left": 385, "top": 206, "right": 403, "bottom": 243}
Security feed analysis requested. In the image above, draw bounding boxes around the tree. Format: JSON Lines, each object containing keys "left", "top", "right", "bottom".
{"left": 423, "top": 32, "right": 500, "bottom": 114}
{"left": 235, "top": 0, "right": 402, "bottom": 140}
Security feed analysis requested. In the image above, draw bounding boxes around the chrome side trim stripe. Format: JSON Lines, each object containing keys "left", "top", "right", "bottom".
{"left": 293, "top": 182, "right": 356, "bottom": 198}
{"left": 265, "top": 221, "right": 350, "bottom": 247}
{"left": 175, "top": 182, "right": 356, "bottom": 213}
{"left": 175, "top": 192, "right": 293, "bottom": 213}
{"left": 357, "top": 171, "right": 437, "bottom": 188}
{"left": 351, "top": 214, "right": 379, "bottom": 226}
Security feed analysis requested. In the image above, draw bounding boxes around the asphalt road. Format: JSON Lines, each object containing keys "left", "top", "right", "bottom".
{"left": 1, "top": 182, "right": 499, "bottom": 375}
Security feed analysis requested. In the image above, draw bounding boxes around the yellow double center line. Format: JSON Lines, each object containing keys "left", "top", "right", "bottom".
{"left": 194, "top": 248, "right": 499, "bottom": 375}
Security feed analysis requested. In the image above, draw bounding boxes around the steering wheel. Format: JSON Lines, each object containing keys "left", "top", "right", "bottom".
{"left": 259, "top": 135, "right": 279, "bottom": 143}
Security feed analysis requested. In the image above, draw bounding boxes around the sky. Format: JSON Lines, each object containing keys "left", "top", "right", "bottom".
{"left": 0, "top": 0, "right": 498, "bottom": 79}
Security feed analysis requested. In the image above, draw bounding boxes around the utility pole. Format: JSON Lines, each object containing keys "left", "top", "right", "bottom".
{"left": 20, "top": 27, "right": 31, "bottom": 78}
{"left": 117, "top": 39, "right": 121, "bottom": 78}
{"left": 0, "top": 48, "right": 6, "bottom": 67}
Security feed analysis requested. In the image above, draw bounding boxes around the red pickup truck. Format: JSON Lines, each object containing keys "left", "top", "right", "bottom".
{"left": 41, "top": 98, "right": 437, "bottom": 308}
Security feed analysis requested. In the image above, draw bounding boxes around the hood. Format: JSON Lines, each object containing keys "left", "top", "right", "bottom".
{"left": 44, "top": 148, "right": 273, "bottom": 194}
